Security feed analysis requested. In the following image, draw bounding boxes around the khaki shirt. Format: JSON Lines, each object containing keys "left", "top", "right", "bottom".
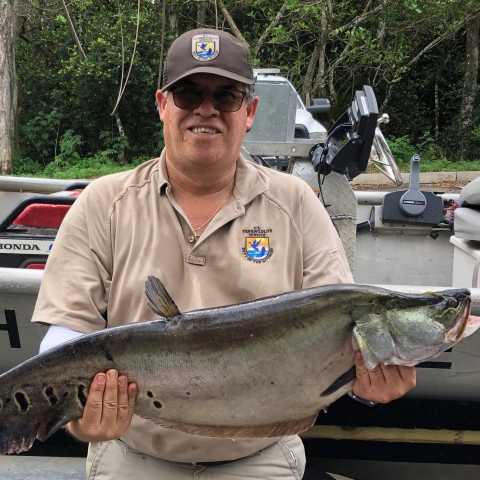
{"left": 32, "top": 152, "right": 353, "bottom": 462}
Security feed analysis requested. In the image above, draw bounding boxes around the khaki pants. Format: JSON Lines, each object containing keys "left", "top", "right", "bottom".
{"left": 86, "top": 435, "right": 306, "bottom": 479}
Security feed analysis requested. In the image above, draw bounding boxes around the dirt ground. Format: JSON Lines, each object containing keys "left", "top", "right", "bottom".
{"left": 351, "top": 180, "right": 468, "bottom": 194}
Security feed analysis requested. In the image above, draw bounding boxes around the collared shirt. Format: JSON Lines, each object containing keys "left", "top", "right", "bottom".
{"left": 32, "top": 151, "right": 353, "bottom": 462}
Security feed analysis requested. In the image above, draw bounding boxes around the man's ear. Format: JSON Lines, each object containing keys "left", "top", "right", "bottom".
{"left": 246, "top": 96, "right": 259, "bottom": 131}
{"left": 156, "top": 90, "right": 167, "bottom": 122}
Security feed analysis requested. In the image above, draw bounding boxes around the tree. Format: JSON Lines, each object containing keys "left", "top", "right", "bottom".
{"left": 458, "top": 13, "right": 480, "bottom": 159}
{"left": 0, "top": 0, "right": 17, "bottom": 174}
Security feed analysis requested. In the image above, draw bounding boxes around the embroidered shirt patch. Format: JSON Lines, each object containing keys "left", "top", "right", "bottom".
{"left": 243, "top": 237, "right": 273, "bottom": 263}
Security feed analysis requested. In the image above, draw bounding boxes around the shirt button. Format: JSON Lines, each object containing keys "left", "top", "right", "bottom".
{"left": 187, "top": 235, "right": 196, "bottom": 243}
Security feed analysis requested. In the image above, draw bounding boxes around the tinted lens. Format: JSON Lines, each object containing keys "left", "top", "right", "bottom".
{"left": 212, "top": 90, "right": 245, "bottom": 112}
{"left": 173, "top": 87, "right": 204, "bottom": 110}
{"left": 172, "top": 87, "right": 245, "bottom": 112}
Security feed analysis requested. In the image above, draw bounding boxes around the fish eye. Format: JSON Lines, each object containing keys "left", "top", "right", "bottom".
{"left": 447, "top": 298, "right": 459, "bottom": 308}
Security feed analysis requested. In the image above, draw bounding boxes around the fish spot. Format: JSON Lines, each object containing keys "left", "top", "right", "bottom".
{"left": 44, "top": 386, "right": 58, "bottom": 406}
{"left": 186, "top": 392, "right": 191, "bottom": 395}
{"left": 14, "top": 391, "right": 30, "bottom": 413}
{"left": 153, "top": 401, "right": 162, "bottom": 409}
{"left": 5, "top": 397, "right": 11, "bottom": 404}
{"left": 77, "top": 385, "right": 87, "bottom": 408}
{"left": 147, "top": 391, "right": 154, "bottom": 398}
{"left": 271, "top": 382, "right": 275, "bottom": 385}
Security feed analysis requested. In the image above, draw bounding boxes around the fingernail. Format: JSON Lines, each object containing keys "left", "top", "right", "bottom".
{"left": 119, "top": 377, "right": 127, "bottom": 386}
{"left": 97, "top": 374, "right": 106, "bottom": 384}
{"left": 108, "top": 370, "right": 118, "bottom": 380}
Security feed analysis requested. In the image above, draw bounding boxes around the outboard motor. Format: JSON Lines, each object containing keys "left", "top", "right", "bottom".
{"left": 381, "top": 155, "right": 444, "bottom": 227}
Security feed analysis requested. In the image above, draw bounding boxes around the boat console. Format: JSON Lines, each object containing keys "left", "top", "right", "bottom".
{"left": 381, "top": 154, "right": 444, "bottom": 227}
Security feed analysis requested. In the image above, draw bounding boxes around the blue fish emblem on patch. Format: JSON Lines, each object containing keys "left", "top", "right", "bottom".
{"left": 245, "top": 237, "right": 270, "bottom": 260}
{"left": 196, "top": 41, "right": 215, "bottom": 58}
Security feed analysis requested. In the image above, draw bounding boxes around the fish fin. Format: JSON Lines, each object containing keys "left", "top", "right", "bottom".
{"left": 38, "top": 413, "right": 71, "bottom": 442}
{"left": 139, "top": 413, "right": 318, "bottom": 439}
{"left": 0, "top": 410, "right": 74, "bottom": 455}
{"left": 145, "top": 276, "right": 181, "bottom": 318}
{"left": 320, "top": 366, "right": 356, "bottom": 397}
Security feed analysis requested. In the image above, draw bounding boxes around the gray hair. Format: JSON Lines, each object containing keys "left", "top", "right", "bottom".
{"left": 244, "top": 84, "right": 256, "bottom": 104}
{"left": 163, "top": 84, "right": 257, "bottom": 104}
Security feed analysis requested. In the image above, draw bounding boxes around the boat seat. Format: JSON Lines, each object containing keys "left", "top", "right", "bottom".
{"left": 454, "top": 176, "right": 480, "bottom": 241}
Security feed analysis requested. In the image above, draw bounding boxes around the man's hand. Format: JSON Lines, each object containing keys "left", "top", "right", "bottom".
{"left": 67, "top": 369, "right": 137, "bottom": 442}
{"left": 352, "top": 351, "right": 416, "bottom": 403}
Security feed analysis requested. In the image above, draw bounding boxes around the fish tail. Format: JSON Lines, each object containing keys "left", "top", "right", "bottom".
{"left": 0, "top": 410, "right": 71, "bottom": 455}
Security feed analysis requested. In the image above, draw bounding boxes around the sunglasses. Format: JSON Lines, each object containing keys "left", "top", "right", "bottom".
{"left": 172, "top": 86, "right": 246, "bottom": 112}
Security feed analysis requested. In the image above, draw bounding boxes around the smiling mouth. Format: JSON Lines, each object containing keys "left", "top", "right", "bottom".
{"left": 190, "top": 127, "right": 220, "bottom": 135}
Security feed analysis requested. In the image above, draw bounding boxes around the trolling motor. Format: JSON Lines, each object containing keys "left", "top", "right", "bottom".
{"left": 310, "top": 85, "right": 378, "bottom": 180}
{"left": 381, "top": 155, "right": 444, "bottom": 226}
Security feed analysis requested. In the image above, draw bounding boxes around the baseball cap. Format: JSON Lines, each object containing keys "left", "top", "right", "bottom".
{"left": 161, "top": 28, "right": 254, "bottom": 91}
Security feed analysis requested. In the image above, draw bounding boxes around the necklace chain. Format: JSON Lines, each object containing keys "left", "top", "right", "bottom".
{"left": 193, "top": 187, "right": 233, "bottom": 236}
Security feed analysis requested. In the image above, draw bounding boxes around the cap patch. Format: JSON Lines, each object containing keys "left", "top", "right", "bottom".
{"left": 192, "top": 34, "right": 220, "bottom": 62}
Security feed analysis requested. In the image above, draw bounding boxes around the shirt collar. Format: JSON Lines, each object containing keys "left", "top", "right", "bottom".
{"left": 156, "top": 149, "right": 268, "bottom": 205}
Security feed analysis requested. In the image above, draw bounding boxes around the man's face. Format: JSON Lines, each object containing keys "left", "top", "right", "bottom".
{"left": 157, "top": 73, "right": 258, "bottom": 173}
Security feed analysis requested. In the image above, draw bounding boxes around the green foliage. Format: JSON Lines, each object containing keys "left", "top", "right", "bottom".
{"left": 470, "top": 125, "right": 480, "bottom": 159}
{"left": 386, "top": 136, "right": 418, "bottom": 166}
{"left": 10, "top": 0, "right": 480, "bottom": 176}
{"left": 387, "top": 132, "right": 480, "bottom": 171}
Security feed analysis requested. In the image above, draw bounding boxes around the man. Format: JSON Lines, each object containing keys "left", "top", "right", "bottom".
{"left": 34, "top": 28, "right": 416, "bottom": 479}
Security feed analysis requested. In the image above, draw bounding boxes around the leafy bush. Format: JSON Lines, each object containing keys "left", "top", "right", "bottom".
{"left": 385, "top": 135, "right": 417, "bottom": 167}
{"left": 11, "top": 156, "right": 43, "bottom": 176}
{"left": 384, "top": 132, "right": 477, "bottom": 171}
{"left": 12, "top": 148, "right": 152, "bottom": 179}
{"left": 471, "top": 125, "right": 480, "bottom": 160}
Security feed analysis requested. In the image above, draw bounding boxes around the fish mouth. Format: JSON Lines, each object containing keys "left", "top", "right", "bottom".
{"left": 446, "top": 299, "right": 472, "bottom": 342}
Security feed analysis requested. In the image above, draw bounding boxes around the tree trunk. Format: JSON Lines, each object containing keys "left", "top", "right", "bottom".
{"left": 301, "top": 10, "right": 328, "bottom": 105}
{"left": 0, "top": 0, "right": 17, "bottom": 174}
{"left": 458, "top": 15, "right": 480, "bottom": 160}
{"left": 157, "top": 0, "right": 166, "bottom": 91}
{"left": 216, "top": 0, "right": 249, "bottom": 50}
{"left": 60, "top": 0, "right": 86, "bottom": 60}
{"left": 197, "top": 1, "right": 207, "bottom": 28}
{"left": 302, "top": 42, "right": 321, "bottom": 106}
{"left": 253, "top": 1, "right": 288, "bottom": 57}
{"left": 434, "top": 48, "right": 448, "bottom": 140}
{"left": 113, "top": 111, "right": 125, "bottom": 166}
{"left": 316, "top": 10, "right": 329, "bottom": 98}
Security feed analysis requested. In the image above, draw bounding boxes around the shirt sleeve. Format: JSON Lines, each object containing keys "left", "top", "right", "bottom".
{"left": 299, "top": 185, "right": 354, "bottom": 289}
{"left": 31, "top": 181, "right": 112, "bottom": 333}
{"left": 39, "top": 325, "right": 85, "bottom": 353}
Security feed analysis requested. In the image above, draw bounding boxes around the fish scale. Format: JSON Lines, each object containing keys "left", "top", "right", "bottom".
{"left": 0, "top": 276, "right": 475, "bottom": 454}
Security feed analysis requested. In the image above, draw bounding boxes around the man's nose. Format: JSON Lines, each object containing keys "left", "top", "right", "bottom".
{"left": 193, "top": 93, "right": 219, "bottom": 115}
